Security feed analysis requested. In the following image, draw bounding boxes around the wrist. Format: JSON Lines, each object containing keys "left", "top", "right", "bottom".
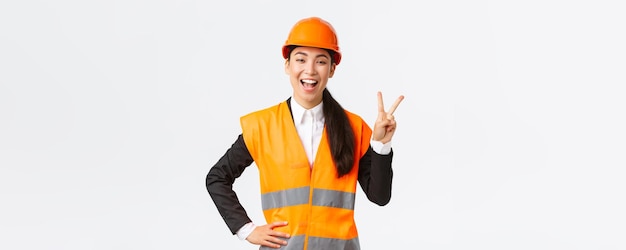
{"left": 236, "top": 222, "right": 256, "bottom": 241}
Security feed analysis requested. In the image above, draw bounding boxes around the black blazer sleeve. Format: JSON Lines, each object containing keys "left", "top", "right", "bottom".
{"left": 205, "top": 134, "right": 254, "bottom": 235}
{"left": 358, "top": 146, "right": 394, "bottom": 206}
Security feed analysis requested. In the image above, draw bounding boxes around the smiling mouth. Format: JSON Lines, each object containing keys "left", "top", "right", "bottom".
{"left": 301, "top": 79, "right": 318, "bottom": 88}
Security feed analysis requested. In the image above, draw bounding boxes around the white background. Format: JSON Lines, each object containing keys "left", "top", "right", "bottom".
{"left": 1, "top": 0, "right": 625, "bottom": 249}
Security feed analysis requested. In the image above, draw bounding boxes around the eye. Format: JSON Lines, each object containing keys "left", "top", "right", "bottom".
{"left": 295, "top": 58, "right": 305, "bottom": 63}
{"left": 316, "top": 60, "right": 327, "bottom": 65}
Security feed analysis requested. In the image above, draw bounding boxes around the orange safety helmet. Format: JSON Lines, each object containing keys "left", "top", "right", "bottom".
{"left": 282, "top": 17, "right": 342, "bottom": 65}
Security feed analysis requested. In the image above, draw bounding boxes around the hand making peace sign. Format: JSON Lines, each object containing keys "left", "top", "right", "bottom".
{"left": 372, "top": 91, "right": 404, "bottom": 144}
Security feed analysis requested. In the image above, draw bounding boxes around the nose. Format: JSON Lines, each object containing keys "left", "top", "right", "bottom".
{"left": 304, "top": 61, "right": 317, "bottom": 75}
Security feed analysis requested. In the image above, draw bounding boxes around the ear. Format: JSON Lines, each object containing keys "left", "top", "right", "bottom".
{"left": 328, "top": 63, "right": 336, "bottom": 78}
{"left": 284, "top": 59, "right": 290, "bottom": 75}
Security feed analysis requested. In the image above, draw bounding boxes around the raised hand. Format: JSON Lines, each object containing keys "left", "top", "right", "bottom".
{"left": 372, "top": 91, "right": 404, "bottom": 144}
{"left": 246, "top": 221, "right": 290, "bottom": 248}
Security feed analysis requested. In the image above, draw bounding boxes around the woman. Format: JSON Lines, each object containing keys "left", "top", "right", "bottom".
{"left": 206, "top": 16, "right": 404, "bottom": 250}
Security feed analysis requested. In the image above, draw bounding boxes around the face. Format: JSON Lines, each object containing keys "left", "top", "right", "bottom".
{"left": 285, "top": 46, "right": 336, "bottom": 109}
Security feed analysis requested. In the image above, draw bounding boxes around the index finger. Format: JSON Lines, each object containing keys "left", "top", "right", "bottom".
{"left": 377, "top": 91, "right": 385, "bottom": 113}
{"left": 387, "top": 95, "right": 405, "bottom": 115}
{"left": 269, "top": 221, "right": 289, "bottom": 229}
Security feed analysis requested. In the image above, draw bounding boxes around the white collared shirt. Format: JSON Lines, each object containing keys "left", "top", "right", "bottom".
{"left": 236, "top": 98, "right": 391, "bottom": 240}
{"left": 290, "top": 99, "right": 325, "bottom": 167}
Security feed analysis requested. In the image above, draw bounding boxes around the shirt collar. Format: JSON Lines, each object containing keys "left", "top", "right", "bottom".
{"left": 290, "top": 97, "right": 325, "bottom": 124}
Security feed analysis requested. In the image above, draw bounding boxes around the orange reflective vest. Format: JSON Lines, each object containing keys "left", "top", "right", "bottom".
{"left": 240, "top": 100, "right": 372, "bottom": 250}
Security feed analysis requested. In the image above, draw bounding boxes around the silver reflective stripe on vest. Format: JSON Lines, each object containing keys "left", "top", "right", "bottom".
{"left": 311, "top": 188, "right": 355, "bottom": 210}
{"left": 308, "top": 236, "right": 360, "bottom": 250}
{"left": 259, "top": 235, "right": 305, "bottom": 250}
{"left": 258, "top": 236, "right": 360, "bottom": 250}
{"left": 261, "top": 186, "right": 310, "bottom": 210}
{"left": 261, "top": 187, "right": 355, "bottom": 211}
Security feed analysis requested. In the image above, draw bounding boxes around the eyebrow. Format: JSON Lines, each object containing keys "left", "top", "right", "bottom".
{"left": 294, "top": 51, "right": 329, "bottom": 59}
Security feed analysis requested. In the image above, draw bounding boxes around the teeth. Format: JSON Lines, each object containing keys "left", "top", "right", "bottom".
{"left": 301, "top": 79, "right": 317, "bottom": 84}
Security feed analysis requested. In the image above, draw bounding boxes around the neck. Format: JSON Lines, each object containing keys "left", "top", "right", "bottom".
{"left": 293, "top": 96, "right": 322, "bottom": 110}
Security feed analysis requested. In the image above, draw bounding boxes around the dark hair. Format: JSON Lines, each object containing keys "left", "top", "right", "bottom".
{"left": 286, "top": 46, "right": 356, "bottom": 177}
{"left": 286, "top": 45, "right": 336, "bottom": 65}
